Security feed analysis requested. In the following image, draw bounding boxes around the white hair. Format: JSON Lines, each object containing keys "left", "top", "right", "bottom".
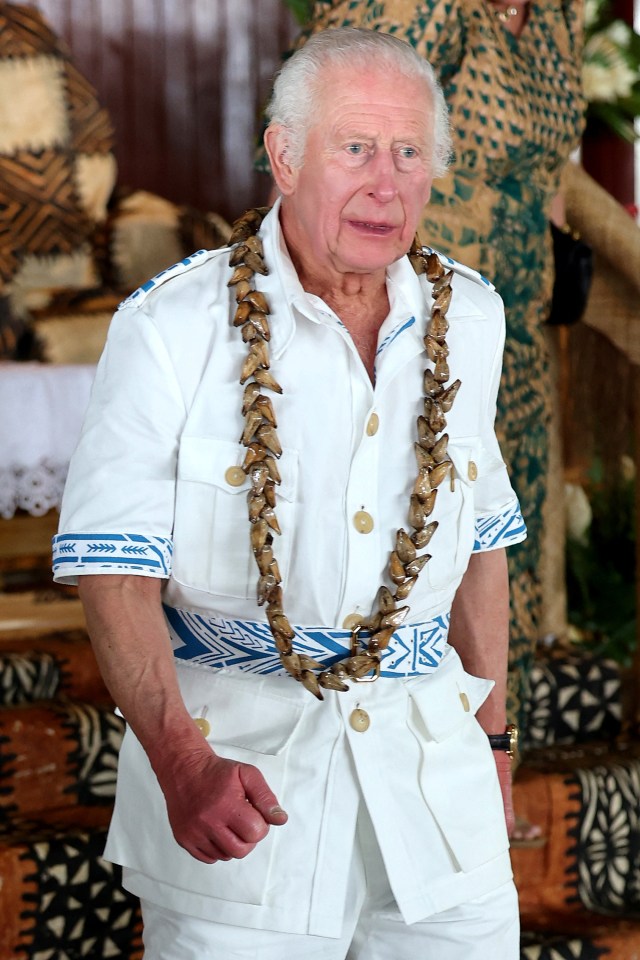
{"left": 266, "top": 27, "right": 452, "bottom": 177}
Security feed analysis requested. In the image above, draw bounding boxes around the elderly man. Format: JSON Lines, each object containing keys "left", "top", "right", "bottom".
{"left": 53, "top": 27, "right": 525, "bottom": 960}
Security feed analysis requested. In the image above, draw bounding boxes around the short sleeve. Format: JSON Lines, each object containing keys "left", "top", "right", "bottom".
{"left": 468, "top": 292, "right": 526, "bottom": 554}
{"left": 52, "top": 303, "right": 187, "bottom": 583}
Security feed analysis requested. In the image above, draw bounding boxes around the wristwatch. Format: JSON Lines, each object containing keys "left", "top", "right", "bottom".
{"left": 488, "top": 724, "right": 519, "bottom": 760}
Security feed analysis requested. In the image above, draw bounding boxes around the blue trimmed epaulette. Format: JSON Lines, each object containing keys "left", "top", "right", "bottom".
{"left": 118, "top": 248, "right": 229, "bottom": 310}
{"left": 421, "top": 246, "right": 495, "bottom": 291}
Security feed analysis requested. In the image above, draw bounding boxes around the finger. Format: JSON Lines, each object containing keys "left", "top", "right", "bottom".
{"left": 264, "top": 804, "right": 288, "bottom": 826}
{"left": 174, "top": 816, "right": 256, "bottom": 862}
{"left": 212, "top": 824, "right": 259, "bottom": 860}
{"left": 190, "top": 824, "right": 258, "bottom": 861}
{"left": 177, "top": 835, "right": 233, "bottom": 864}
{"left": 226, "top": 802, "right": 271, "bottom": 844}
{"left": 239, "top": 765, "right": 288, "bottom": 825}
{"left": 190, "top": 843, "right": 233, "bottom": 864}
{"left": 194, "top": 840, "right": 235, "bottom": 863}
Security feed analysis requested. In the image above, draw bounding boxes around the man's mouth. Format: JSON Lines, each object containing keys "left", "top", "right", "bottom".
{"left": 348, "top": 220, "right": 396, "bottom": 235}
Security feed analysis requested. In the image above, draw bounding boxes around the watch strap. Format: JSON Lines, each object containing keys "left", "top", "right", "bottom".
{"left": 488, "top": 724, "right": 519, "bottom": 759}
{"left": 488, "top": 732, "right": 512, "bottom": 751}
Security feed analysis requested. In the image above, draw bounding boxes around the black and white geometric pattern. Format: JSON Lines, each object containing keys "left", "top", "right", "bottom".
{"left": 522, "top": 655, "right": 622, "bottom": 750}
{"left": 569, "top": 758, "right": 640, "bottom": 917}
{"left": 0, "top": 652, "right": 61, "bottom": 705}
{"left": 8, "top": 819, "right": 142, "bottom": 960}
{"left": 61, "top": 703, "right": 124, "bottom": 805}
{"left": 520, "top": 932, "right": 608, "bottom": 959}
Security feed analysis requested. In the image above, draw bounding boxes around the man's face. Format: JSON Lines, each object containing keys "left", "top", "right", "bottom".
{"left": 280, "top": 64, "right": 435, "bottom": 281}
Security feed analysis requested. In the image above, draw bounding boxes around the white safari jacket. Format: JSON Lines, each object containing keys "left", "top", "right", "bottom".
{"left": 54, "top": 202, "right": 525, "bottom": 935}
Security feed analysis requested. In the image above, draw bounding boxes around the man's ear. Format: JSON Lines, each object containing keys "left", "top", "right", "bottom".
{"left": 264, "top": 124, "right": 299, "bottom": 196}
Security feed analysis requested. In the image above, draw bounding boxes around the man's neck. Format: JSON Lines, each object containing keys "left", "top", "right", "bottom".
{"left": 278, "top": 206, "right": 394, "bottom": 381}
{"left": 300, "top": 270, "right": 389, "bottom": 385}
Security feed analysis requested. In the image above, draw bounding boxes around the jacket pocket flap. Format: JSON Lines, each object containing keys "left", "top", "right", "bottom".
{"left": 408, "top": 668, "right": 494, "bottom": 742}
{"left": 177, "top": 664, "right": 306, "bottom": 755}
{"left": 178, "top": 435, "right": 297, "bottom": 502}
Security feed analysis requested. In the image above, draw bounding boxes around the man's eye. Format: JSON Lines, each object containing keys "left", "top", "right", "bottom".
{"left": 346, "top": 143, "right": 365, "bottom": 155}
{"left": 399, "top": 146, "right": 417, "bottom": 159}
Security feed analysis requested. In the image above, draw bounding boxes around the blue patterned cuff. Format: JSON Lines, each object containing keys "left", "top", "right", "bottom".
{"left": 52, "top": 533, "right": 173, "bottom": 579}
{"left": 473, "top": 502, "right": 526, "bottom": 552}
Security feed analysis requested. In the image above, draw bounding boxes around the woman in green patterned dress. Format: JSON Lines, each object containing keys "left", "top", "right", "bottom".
{"left": 288, "top": 0, "right": 586, "bottom": 735}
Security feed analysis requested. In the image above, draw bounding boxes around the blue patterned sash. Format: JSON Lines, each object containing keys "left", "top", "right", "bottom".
{"left": 165, "top": 605, "right": 450, "bottom": 679}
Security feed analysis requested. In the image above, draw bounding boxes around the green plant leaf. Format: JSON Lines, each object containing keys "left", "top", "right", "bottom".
{"left": 281, "top": 0, "right": 314, "bottom": 24}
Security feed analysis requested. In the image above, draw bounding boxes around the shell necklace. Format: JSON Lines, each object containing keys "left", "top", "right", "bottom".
{"left": 227, "top": 207, "right": 460, "bottom": 699}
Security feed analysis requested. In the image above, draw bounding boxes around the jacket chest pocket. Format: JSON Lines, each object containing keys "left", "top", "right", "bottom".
{"left": 172, "top": 436, "right": 299, "bottom": 600}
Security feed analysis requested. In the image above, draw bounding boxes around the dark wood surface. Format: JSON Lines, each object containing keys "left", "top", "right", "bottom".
{"left": 32, "top": 0, "right": 298, "bottom": 221}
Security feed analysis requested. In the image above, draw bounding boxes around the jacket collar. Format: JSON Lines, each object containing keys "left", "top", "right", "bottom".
{"left": 257, "top": 202, "right": 485, "bottom": 378}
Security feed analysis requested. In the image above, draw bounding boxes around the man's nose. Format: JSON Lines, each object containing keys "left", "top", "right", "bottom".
{"left": 367, "top": 151, "right": 399, "bottom": 202}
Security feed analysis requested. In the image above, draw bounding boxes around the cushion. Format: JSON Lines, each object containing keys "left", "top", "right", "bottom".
{"left": 522, "top": 652, "right": 622, "bottom": 749}
{"left": 0, "top": 700, "right": 123, "bottom": 819}
{"left": 30, "top": 192, "right": 232, "bottom": 364}
{"left": 513, "top": 742, "right": 640, "bottom": 924}
{"left": 0, "top": 2, "right": 116, "bottom": 356}
{"left": 106, "top": 188, "right": 232, "bottom": 293}
{"left": 0, "top": 811, "right": 142, "bottom": 960}
{"left": 31, "top": 288, "right": 121, "bottom": 363}
{"left": 521, "top": 925, "right": 640, "bottom": 958}
{"left": 0, "top": 631, "right": 108, "bottom": 705}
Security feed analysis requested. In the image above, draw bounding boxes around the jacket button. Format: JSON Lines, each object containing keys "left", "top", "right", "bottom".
{"left": 353, "top": 511, "right": 374, "bottom": 534}
{"left": 194, "top": 717, "right": 211, "bottom": 737}
{"left": 349, "top": 708, "right": 370, "bottom": 732}
{"left": 459, "top": 692, "right": 470, "bottom": 712}
{"left": 467, "top": 461, "right": 478, "bottom": 481}
{"left": 225, "top": 466, "right": 245, "bottom": 487}
{"left": 366, "top": 413, "right": 379, "bottom": 436}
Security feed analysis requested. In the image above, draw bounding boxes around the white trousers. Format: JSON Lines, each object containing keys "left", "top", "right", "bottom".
{"left": 141, "top": 806, "right": 519, "bottom": 960}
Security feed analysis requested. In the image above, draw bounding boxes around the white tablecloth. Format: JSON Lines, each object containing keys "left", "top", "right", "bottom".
{"left": 0, "top": 362, "right": 96, "bottom": 517}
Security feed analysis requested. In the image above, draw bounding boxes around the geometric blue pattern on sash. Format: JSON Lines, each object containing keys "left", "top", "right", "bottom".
{"left": 165, "top": 605, "right": 450, "bottom": 679}
{"left": 473, "top": 500, "right": 526, "bottom": 553}
{"left": 52, "top": 532, "right": 173, "bottom": 577}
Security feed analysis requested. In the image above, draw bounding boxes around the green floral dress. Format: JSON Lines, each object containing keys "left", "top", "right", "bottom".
{"left": 291, "top": 0, "right": 586, "bottom": 726}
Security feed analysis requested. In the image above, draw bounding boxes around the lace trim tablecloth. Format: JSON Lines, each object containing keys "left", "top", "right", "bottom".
{"left": 0, "top": 459, "right": 70, "bottom": 518}
{"left": 0, "top": 363, "right": 96, "bottom": 518}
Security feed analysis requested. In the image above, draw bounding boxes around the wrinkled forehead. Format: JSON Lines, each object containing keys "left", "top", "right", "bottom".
{"left": 312, "top": 59, "right": 434, "bottom": 107}
{"left": 309, "top": 63, "right": 435, "bottom": 140}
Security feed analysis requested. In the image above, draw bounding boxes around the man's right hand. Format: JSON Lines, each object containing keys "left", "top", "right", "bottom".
{"left": 76, "top": 577, "right": 287, "bottom": 864}
{"left": 157, "top": 747, "right": 288, "bottom": 863}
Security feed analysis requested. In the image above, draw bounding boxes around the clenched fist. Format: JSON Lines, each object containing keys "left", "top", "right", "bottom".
{"left": 158, "top": 746, "right": 288, "bottom": 863}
